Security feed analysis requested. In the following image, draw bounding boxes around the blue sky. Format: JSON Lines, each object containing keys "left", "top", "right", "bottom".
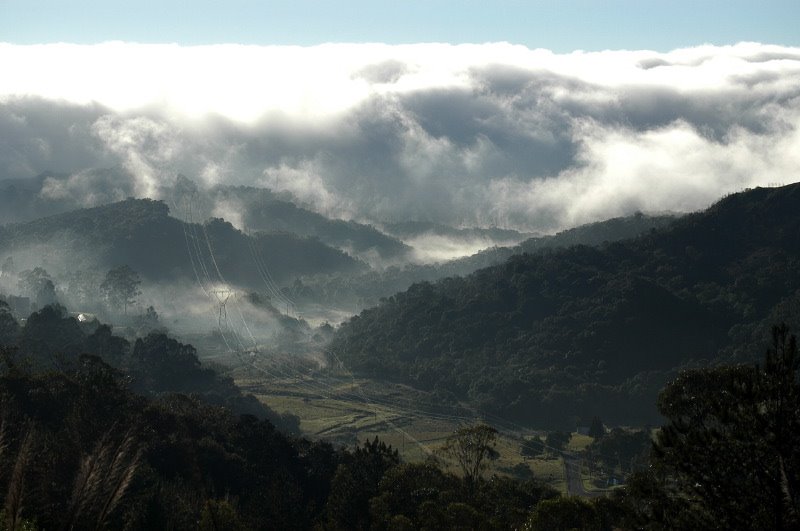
{"left": 1, "top": 0, "right": 798, "bottom": 51}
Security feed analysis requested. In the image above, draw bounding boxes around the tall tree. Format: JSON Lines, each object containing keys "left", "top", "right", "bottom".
{"left": 0, "top": 299, "right": 19, "bottom": 346}
{"left": 1, "top": 256, "right": 14, "bottom": 278}
{"left": 588, "top": 416, "right": 605, "bottom": 440}
{"left": 439, "top": 424, "right": 499, "bottom": 488}
{"left": 100, "top": 266, "right": 141, "bottom": 315}
{"left": 17, "top": 266, "right": 56, "bottom": 308}
{"left": 544, "top": 431, "right": 570, "bottom": 455}
{"left": 64, "top": 269, "right": 100, "bottom": 308}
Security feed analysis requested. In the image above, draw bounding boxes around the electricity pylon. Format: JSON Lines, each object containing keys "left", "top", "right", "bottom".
{"left": 210, "top": 288, "right": 233, "bottom": 330}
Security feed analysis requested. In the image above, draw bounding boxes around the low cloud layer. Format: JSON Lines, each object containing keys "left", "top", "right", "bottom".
{"left": 1, "top": 42, "right": 799, "bottom": 232}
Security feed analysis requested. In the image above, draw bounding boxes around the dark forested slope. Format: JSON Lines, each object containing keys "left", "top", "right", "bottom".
{"left": 0, "top": 302, "right": 559, "bottom": 530}
{"left": 293, "top": 213, "right": 676, "bottom": 309}
{"left": 0, "top": 170, "right": 411, "bottom": 262}
{"left": 209, "top": 185, "right": 410, "bottom": 261}
{"left": 0, "top": 198, "right": 363, "bottom": 285}
{"left": 330, "top": 184, "right": 800, "bottom": 427}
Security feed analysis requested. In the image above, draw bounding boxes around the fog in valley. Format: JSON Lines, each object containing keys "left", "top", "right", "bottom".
{"left": 2, "top": 37, "right": 800, "bottom": 529}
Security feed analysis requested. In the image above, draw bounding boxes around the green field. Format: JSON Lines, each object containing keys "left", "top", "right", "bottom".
{"left": 231, "top": 361, "right": 584, "bottom": 494}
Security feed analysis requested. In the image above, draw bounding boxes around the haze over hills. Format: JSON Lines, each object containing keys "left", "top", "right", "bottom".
{"left": 0, "top": 197, "right": 363, "bottom": 286}
{"left": 1, "top": 8, "right": 799, "bottom": 528}
{"left": 330, "top": 184, "right": 800, "bottom": 428}
{"left": 0, "top": 170, "right": 412, "bottom": 263}
{"left": 3, "top": 44, "right": 798, "bottom": 235}
{"left": 292, "top": 212, "right": 677, "bottom": 311}
{"left": 0, "top": 166, "right": 684, "bottom": 342}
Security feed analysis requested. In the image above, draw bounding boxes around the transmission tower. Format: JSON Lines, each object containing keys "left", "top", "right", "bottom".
{"left": 210, "top": 288, "right": 234, "bottom": 330}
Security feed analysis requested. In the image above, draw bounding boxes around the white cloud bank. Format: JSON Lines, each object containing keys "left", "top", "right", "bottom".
{"left": 1, "top": 42, "right": 799, "bottom": 232}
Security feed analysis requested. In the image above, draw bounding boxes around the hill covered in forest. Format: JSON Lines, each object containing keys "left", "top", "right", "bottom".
{"left": 330, "top": 184, "right": 800, "bottom": 427}
{"left": 0, "top": 170, "right": 411, "bottom": 262}
{"left": 0, "top": 197, "right": 364, "bottom": 287}
{"left": 292, "top": 212, "right": 677, "bottom": 310}
{"left": 200, "top": 184, "right": 411, "bottom": 262}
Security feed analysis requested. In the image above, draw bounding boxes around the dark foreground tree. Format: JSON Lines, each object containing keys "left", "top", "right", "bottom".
{"left": 544, "top": 431, "right": 570, "bottom": 455}
{"left": 626, "top": 324, "right": 800, "bottom": 530}
{"left": 0, "top": 299, "right": 19, "bottom": 346}
{"left": 523, "top": 496, "right": 600, "bottom": 531}
{"left": 588, "top": 416, "right": 605, "bottom": 440}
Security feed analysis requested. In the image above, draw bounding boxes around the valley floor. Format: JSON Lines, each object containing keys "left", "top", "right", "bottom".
{"left": 230, "top": 359, "right": 612, "bottom": 497}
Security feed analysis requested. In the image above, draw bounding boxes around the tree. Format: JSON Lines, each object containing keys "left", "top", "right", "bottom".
{"left": 100, "top": 266, "right": 141, "bottom": 315}
{"left": 368, "top": 462, "right": 454, "bottom": 527}
{"left": 439, "top": 424, "right": 499, "bottom": 487}
{"left": 589, "top": 427, "right": 650, "bottom": 476}
{"left": 135, "top": 305, "right": 161, "bottom": 334}
{"left": 325, "top": 437, "right": 400, "bottom": 531}
{"left": 523, "top": 497, "right": 600, "bottom": 531}
{"left": 588, "top": 416, "right": 605, "bottom": 440}
{"left": 627, "top": 324, "right": 800, "bottom": 530}
{"left": 0, "top": 299, "right": 19, "bottom": 346}
{"left": 520, "top": 436, "right": 545, "bottom": 458}
{"left": 1, "top": 256, "right": 14, "bottom": 278}
{"left": 17, "top": 304, "right": 85, "bottom": 365}
{"left": 199, "top": 499, "right": 245, "bottom": 531}
{"left": 545, "top": 431, "right": 570, "bottom": 455}
{"left": 130, "top": 332, "right": 201, "bottom": 393}
{"left": 64, "top": 269, "right": 100, "bottom": 308}
{"left": 17, "top": 267, "right": 57, "bottom": 308}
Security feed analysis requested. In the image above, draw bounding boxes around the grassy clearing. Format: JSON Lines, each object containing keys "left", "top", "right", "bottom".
{"left": 234, "top": 365, "right": 570, "bottom": 492}
{"left": 568, "top": 433, "right": 594, "bottom": 452}
{"left": 526, "top": 457, "right": 567, "bottom": 494}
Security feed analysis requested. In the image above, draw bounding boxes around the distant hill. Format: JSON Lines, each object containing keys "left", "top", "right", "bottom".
{"left": 0, "top": 170, "right": 410, "bottom": 262}
{"left": 202, "top": 184, "right": 410, "bottom": 261}
{"left": 382, "top": 220, "right": 534, "bottom": 242}
{"left": 518, "top": 212, "right": 676, "bottom": 253}
{"left": 330, "top": 184, "right": 800, "bottom": 428}
{"left": 0, "top": 198, "right": 363, "bottom": 287}
{"left": 437, "top": 212, "right": 677, "bottom": 276}
{"left": 294, "top": 213, "right": 676, "bottom": 310}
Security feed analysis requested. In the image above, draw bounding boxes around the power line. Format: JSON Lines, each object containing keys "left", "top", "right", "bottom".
{"left": 174, "top": 189, "right": 622, "bottom": 466}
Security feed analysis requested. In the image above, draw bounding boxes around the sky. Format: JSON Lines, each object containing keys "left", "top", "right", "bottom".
{"left": 2, "top": 1, "right": 799, "bottom": 52}
{"left": 1, "top": 2, "right": 799, "bottom": 233}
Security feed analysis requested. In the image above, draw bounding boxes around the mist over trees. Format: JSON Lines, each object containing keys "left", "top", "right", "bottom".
{"left": 100, "top": 265, "right": 141, "bottom": 314}
{"left": 0, "top": 36, "right": 798, "bottom": 529}
{"left": 0, "top": 179, "right": 796, "bottom": 528}
{"left": 1, "top": 295, "right": 795, "bottom": 528}
{"left": 331, "top": 184, "right": 800, "bottom": 427}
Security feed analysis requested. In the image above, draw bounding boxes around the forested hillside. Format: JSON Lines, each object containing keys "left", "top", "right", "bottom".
{"left": 0, "top": 171, "right": 411, "bottom": 262}
{"left": 292, "top": 213, "right": 676, "bottom": 310}
{"left": 330, "top": 184, "right": 800, "bottom": 427}
{"left": 0, "top": 197, "right": 364, "bottom": 285}
{"left": 204, "top": 184, "right": 411, "bottom": 261}
{"left": 0, "top": 301, "right": 567, "bottom": 530}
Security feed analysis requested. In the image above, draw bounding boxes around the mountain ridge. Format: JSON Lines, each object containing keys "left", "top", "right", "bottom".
{"left": 0, "top": 197, "right": 365, "bottom": 287}
{"left": 330, "top": 184, "right": 800, "bottom": 428}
